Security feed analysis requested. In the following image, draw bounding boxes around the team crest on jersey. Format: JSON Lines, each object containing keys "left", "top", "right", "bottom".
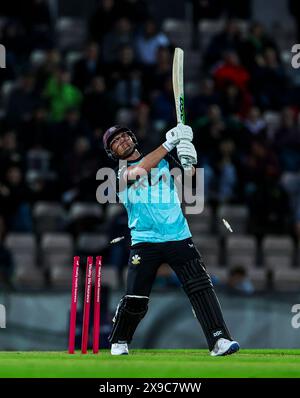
{"left": 131, "top": 254, "right": 141, "bottom": 265}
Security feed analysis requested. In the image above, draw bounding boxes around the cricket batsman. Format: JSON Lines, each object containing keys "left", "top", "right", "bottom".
{"left": 103, "top": 123, "right": 240, "bottom": 356}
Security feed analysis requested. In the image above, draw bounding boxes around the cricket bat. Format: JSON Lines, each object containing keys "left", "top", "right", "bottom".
{"left": 172, "top": 47, "right": 192, "bottom": 169}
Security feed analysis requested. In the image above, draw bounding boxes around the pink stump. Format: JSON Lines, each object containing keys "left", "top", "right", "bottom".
{"left": 93, "top": 256, "right": 102, "bottom": 354}
{"left": 81, "top": 256, "right": 93, "bottom": 354}
{"left": 68, "top": 256, "right": 80, "bottom": 354}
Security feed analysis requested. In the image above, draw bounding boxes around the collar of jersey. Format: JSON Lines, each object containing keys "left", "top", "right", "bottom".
{"left": 127, "top": 153, "right": 144, "bottom": 165}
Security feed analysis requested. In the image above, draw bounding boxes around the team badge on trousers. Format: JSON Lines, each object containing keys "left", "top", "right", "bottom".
{"left": 131, "top": 254, "right": 141, "bottom": 265}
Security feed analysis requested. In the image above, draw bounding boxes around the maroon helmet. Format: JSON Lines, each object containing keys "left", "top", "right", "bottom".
{"left": 103, "top": 125, "right": 138, "bottom": 160}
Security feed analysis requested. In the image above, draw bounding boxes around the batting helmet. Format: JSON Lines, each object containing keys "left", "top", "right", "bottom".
{"left": 103, "top": 125, "right": 138, "bottom": 160}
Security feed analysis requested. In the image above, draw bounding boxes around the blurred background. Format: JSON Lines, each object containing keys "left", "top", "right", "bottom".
{"left": 0, "top": 0, "right": 300, "bottom": 351}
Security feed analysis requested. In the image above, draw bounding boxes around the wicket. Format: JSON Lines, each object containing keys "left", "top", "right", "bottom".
{"left": 68, "top": 256, "right": 102, "bottom": 354}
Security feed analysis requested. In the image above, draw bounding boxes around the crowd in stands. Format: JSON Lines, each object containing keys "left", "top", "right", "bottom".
{"left": 0, "top": 0, "right": 300, "bottom": 289}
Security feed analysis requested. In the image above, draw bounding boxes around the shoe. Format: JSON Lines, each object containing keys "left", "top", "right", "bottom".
{"left": 111, "top": 342, "right": 129, "bottom": 355}
{"left": 210, "top": 338, "right": 240, "bottom": 356}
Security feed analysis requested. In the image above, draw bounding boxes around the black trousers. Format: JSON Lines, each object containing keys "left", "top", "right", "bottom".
{"left": 125, "top": 237, "right": 233, "bottom": 350}
{"left": 126, "top": 237, "right": 201, "bottom": 296}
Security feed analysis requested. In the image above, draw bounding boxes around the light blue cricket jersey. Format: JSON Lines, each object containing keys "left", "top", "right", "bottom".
{"left": 117, "top": 154, "right": 191, "bottom": 245}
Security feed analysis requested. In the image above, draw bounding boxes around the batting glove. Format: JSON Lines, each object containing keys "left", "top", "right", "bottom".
{"left": 177, "top": 141, "right": 197, "bottom": 165}
{"left": 162, "top": 123, "right": 193, "bottom": 152}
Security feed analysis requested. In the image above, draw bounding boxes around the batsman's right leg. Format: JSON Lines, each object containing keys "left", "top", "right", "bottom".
{"left": 109, "top": 243, "right": 162, "bottom": 355}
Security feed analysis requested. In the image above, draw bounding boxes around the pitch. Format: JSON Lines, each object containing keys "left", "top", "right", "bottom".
{"left": 0, "top": 350, "right": 299, "bottom": 378}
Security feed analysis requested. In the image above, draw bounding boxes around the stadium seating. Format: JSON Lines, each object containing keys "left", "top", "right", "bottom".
{"left": 106, "top": 203, "right": 124, "bottom": 221}
{"left": 273, "top": 269, "right": 300, "bottom": 292}
{"left": 262, "top": 236, "right": 294, "bottom": 270}
{"left": 226, "top": 235, "right": 257, "bottom": 269}
{"left": 245, "top": 269, "right": 266, "bottom": 291}
{"left": 162, "top": 19, "right": 191, "bottom": 49}
{"left": 5, "top": 234, "right": 44, "bottom": 289}
{"left": 69, "top": 203, "right": 103, "bottom": 221}
{"left": 186, "top": 206, "right": 212, "bottom": 234}
{"left": 76, "top": 233, "right": 109, "bottom": 254}
{"left": 5, "top": 233, "right": 37, "bottom": 269}
{"left": 33, "top": 202, "right": 66, "bottom": 235}
{"left": 41, "top": 233, "right": 73, "bottom": 270}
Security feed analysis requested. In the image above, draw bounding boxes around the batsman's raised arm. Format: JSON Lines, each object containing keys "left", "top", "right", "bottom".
{"left": 103, "top": 124, "right": 196, "bottom": 187}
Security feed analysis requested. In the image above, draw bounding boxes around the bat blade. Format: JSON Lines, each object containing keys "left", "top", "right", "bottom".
{"left": 172, "top": 47, "right": 192, "bottom": 169}
{"left": 172, "top": 47, "right": 185, "bottom": 124}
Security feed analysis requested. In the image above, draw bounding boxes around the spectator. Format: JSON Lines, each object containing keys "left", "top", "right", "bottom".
{"left": 219, "top": 82, "right": 250, "bottom": 117}
{"left": 1, "top": 21, "right": 30, "bottom": 63}
{"left": 251, "top": 47, "right": 288, "bottom": 110}
{"left": 289, "top": 0, "right": 300, "bottom": 43}
{"left": 53, "top": 108, "right": 90, "bottom": 158}
{"left": 62, "top": 136, "right": 99, "bottom": 202}
{"left": 0, "top": 130, "right": 24, "bottom": 180}
{"left": 212, "top": 51, "right": 250, "bottom": 92}
{"left": 21, "top": 0, "right": 53, "bottom": 50}
{"left": 191, "top": 0, "right": 223, "bottom": 21}
{"left": 151, "top": 76, "right": 174, "bottom": 128}
{"left": 191, "top": 0, "right": 224, "bottom": 49}
{"left": 26, "top": 147, "right": 54, "bottom": 180}
{"left": 6, "top": 73, "right": 38, "bottom": 125}
{"left": 243, "top": 106, "right": 267, "bottom": 142}
{"left": 274, "top": 108, "right": 300, "bottom": 238}
{"left": 144, "top": 46, "right": 172, "bottom": 99}
{"left": 281, "top": 172, "right": 300, "bottom": 239}
{"left": 273, "top": 107, "right": 300, "bottom": 173}
{"left": 240, "top": 22, "right": 278, "bottom": 71}
{"left": 210, "top": 139, "right": 239, "bottom": 203}
{"left": 102, "top": 17, "right": 135, "bottom": 64}
{"left": 19, "top": 104, "right": 50, "bottom": 150}
{"left": 225, "top": 0, "right": 252, "bottom": 19}
{"left": 135, "top": 19, "right": 169, "bottom": 66}
{"left": 204, "top": 19, "right": 243, "bottom": 69}
{"left": 43, "top": 67, "right": 82, "bottom": 122}
{"left": 0, "top": 166, "right": 33, "bottom": 232}
{"left": 225, "top": 266, "right": 255, "bottom": 295}
{"left": 107, "top": 45, "right": 142, "bottom": 107}
{"left": 35, "top": 49, "right": 62, "bottom": 92}
{"left": 116, "top": 0, "right": 149, "bottom": 26}
{"left": 204, "top": 139, "right": 238, "bottom": 203}
{"left": 242, "top": 139, "right": 291, "bottom": 236}
{"left": 192, "top": 104, "right": 226, "bottom": 158}
{"left": 130, "top": 103, "right": 157, "bottom": 151}
{"left": 72, "top": 42, "right": 104, "bottom": 92}
{"left": 89, "top": 0, "right": 119, "bottom": 43}
{"left": 243, "top": 139, "right": 280, "bottom": 189}
{"left": 81, "top": 76, "right": 115, "bottom": 129}
{"left": 188, "top": 78, "right": 220, "bottom": 120}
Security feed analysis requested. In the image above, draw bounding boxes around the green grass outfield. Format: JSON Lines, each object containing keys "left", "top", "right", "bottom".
{"left": 0, "top": 350, "right": 299, "bottom": 378}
